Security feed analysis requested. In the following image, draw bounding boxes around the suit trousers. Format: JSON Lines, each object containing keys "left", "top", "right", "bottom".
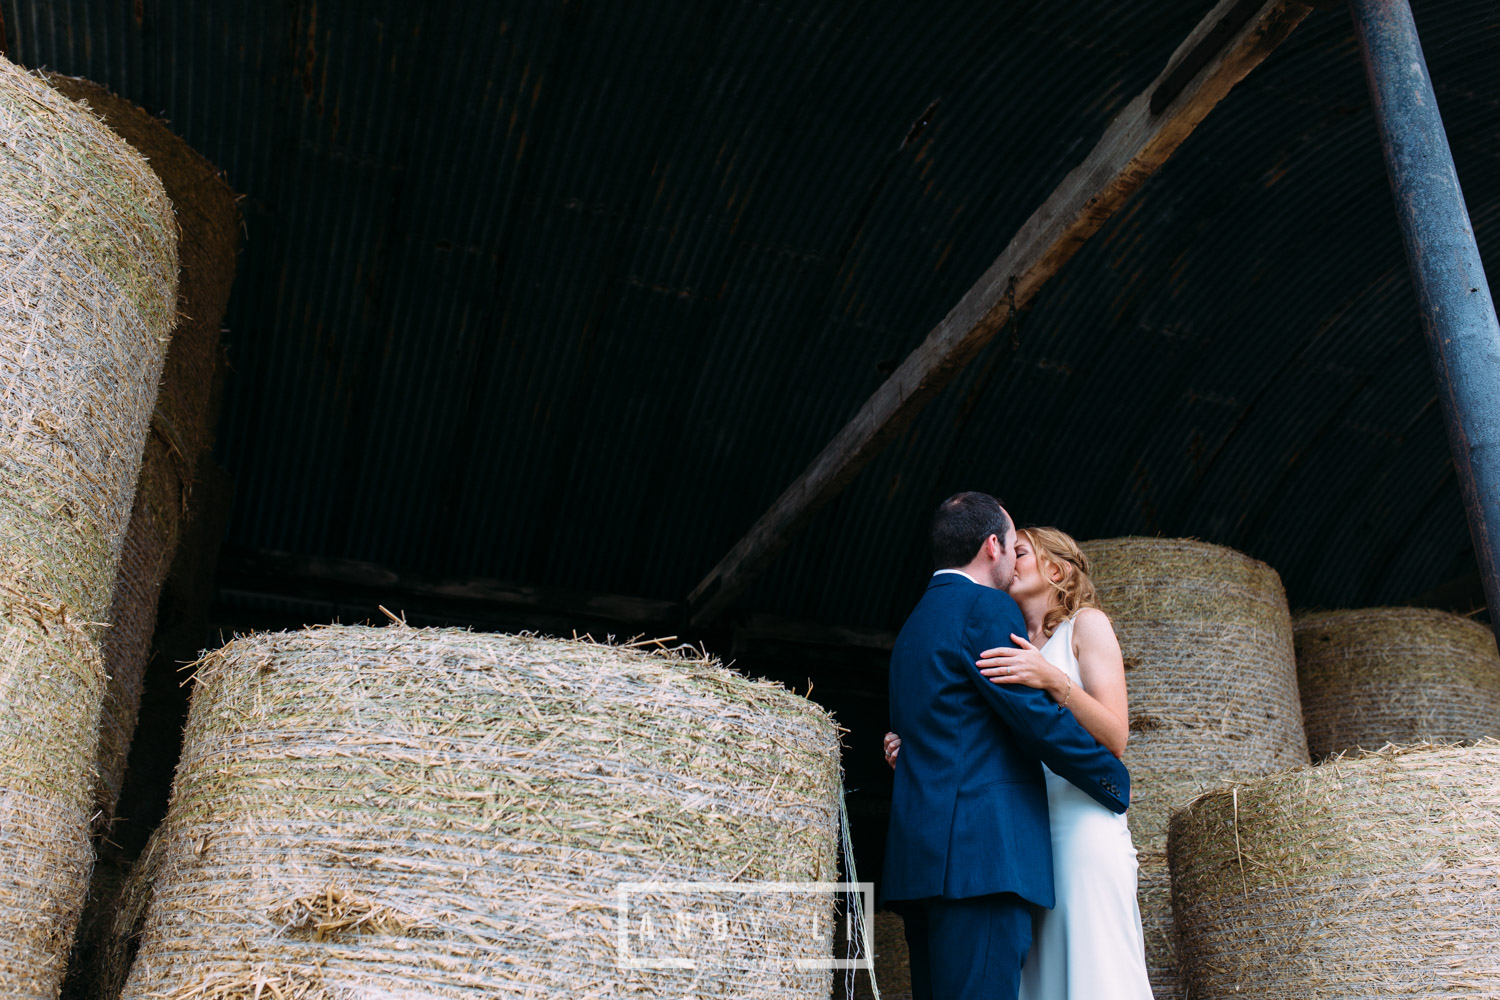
{"left": 901, "top": 892, "right": 1033, "bottom": 1000}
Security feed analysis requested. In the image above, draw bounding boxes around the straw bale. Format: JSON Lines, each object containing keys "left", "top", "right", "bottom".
{"left": 1169, "top": 741, "right": 1500, "bottom": 998}
{"left": 0, "top": 56, "right": 177, "bottom": 998}
{"left": 42, "top": 73, "right": 240, "bottom": 825}
{"left": 121, "top": 625, "right": 843, "bottom": 999}
{"left": 0, "top": 60, "right": 178, "bottom": 612}
{"left": 1294, "top": 607, "right": 1500, "bottom": 760}
{"left": 1082, "top": 537, "right": 1310, "bottom": 999}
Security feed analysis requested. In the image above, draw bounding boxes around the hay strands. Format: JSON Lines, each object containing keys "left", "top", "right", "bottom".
{"left": 269, "top": 884, "right": 432, "bottom": 942}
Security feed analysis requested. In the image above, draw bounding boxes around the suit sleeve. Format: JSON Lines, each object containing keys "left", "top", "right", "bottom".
{"left": 963, "top": 589, "right": 1131, "bottom": 813}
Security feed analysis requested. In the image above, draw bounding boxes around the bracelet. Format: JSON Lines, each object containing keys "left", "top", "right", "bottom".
{"left": 1061, "top": 678, "right": 1074, "bottom": 709}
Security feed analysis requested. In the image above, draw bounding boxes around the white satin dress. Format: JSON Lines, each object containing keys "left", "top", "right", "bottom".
{"left": 1018, "top": 617, "right": 1154, "bottom": 1000}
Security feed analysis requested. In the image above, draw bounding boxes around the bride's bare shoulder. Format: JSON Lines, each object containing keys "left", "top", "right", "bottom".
{"left": 1073, "top": 606, "right": 1114, "bottom": 632}
{"left": 1072, "top": 607, "right": 1120, "bottom": 649}
{"left": 1072, "top": 608, "right": 1124, "bottom": 675}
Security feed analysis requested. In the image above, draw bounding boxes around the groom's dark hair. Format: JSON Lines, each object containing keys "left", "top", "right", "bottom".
{"left": 930, "top": 492, "right": 1011, "bottom": 569}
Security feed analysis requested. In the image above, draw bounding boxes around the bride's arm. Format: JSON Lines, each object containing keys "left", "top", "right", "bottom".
{"left": 977, "top": 608, "right": 1130, "bottom": 758}
{"left": 1066, "top": 608, "right": 1130, "bottom": 758}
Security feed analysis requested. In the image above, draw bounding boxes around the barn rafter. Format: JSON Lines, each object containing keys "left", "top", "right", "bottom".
{"left": 687, "top": 0, "right": 1315, "bottom": 625}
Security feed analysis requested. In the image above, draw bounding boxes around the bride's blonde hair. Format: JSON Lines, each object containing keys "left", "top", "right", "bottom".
{"left": 1020, "top": 526, "right": 1102, "bottom": 638}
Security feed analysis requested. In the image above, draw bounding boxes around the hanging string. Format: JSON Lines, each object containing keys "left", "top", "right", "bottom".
{"left": 838, "top": 782, "right": 880, "bottom": 1000}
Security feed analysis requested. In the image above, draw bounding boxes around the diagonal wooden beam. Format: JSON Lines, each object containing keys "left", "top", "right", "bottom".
{"left": 687, "top": 0, "right": 1313, "bottom": 626}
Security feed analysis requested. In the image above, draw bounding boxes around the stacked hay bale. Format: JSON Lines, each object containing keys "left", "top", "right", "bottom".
{"left": 1293, "top": 607, "right": 1500, "bottom": 759}
{"left": 120, "top": 626, "right": 842, "bottom": 999}
{"left": 0, "top": 58, "right": 178, "bottom": 998}
{"left": 43, "top": 73, "right": 240, "bottom": 827}
{"left": 1081, "top": 538, "right": 1310, "bottom": 1000}
{"left": 1169, "top": 741, "right": 1500, "bottom": 997}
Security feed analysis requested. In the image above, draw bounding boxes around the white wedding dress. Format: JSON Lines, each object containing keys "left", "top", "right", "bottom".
{"left": 1018, "top": 617, "right": 1154, "bottom": 1000}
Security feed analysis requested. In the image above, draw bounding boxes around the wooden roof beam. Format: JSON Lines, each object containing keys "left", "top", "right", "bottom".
{"left": 686, "top": 0, "right": 1313, "bottom": 626}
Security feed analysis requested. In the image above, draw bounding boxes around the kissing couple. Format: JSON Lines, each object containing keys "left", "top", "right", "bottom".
{"left": 880, "top": 492, "right": 1153, "bottom": 1000}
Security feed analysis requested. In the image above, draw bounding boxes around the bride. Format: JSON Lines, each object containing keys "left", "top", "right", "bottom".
{"left": 884, "top": 526, "right": 1153, "bottom": 1000}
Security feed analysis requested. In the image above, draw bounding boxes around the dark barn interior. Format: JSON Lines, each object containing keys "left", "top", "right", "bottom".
{"left": 6, "top": 0, "right": 1497, "bottom": 896}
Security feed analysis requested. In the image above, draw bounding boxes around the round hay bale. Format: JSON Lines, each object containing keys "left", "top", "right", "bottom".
{"left": 1294, "top": 607, "right": 1500, "bottom": 759}
{"left": 42, "top": 74, "right": 237, "bottom": 462}
{"left": 42, "top": 73, "right": 240, "bottom": 826}
{"left": 1132, "top": 863, "right": 1175, "bottom": 999}
{"left": 1169, "top": 741, "right": 1500, "bottom": 998}
{"left": 0, "top": 60, "right": 178, "bottom": 613}
{"left": 1082, "top": 537, "right": 1310, "bottom": 999}
{"left": 0, "top": 56, "right": 177, "bottom": 999}
{"left": 122, "top": 626, "right": 843, "bottom": 999}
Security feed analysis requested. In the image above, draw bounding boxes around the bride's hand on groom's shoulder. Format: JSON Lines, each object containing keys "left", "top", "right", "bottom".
{"left": 883, "top": 732, "right": 900, "bottom": 768}
{"left": 978, "top": 635, "right": 1070, "bottom": 701}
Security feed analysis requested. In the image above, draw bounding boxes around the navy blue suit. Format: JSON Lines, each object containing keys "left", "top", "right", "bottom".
{"left": 882, "top": 572, "right": 1130, "bottom": 999}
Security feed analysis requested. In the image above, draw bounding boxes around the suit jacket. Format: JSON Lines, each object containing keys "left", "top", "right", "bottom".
{"left": 881, "top": 573, "right": 1130, "bottom": 907}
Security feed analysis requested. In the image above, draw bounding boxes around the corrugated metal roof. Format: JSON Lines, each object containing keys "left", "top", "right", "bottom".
{"left": 5, "top": 0, "right": 1496, "bottom": 631}
{"left": 752, "top": 2, "right": 1500, "bottom": 626}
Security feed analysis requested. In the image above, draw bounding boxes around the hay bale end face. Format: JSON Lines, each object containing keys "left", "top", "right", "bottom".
{"left": 42, "top": 72, "right": 240, "bottom": 826}
{"left": 122, "top": 626, "right": 843, "bottom": 999}
{"left": 1294, "top": 607, "right": 1500, "bottom": 759}
{"left": 1169, "top": 741, "right": 1500, "bottom": 999}
{"left": 1082, "top": 537, "right": 1310, "bottom": 999}
{"left": 41, "top": 73, "right": 238, "bottom": 461}
{"left": 0, "top": 56, "right": 177, "bottom": 999}
{"left": 0, "top": 60, "right": 178, "bottom": 613}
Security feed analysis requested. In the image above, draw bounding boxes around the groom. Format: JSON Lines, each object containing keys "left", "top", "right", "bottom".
{"left": 882, "top": 492, "right": 1130, "bottom": 999}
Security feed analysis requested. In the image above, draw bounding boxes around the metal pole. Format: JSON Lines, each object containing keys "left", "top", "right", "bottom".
{"left": 1349, "top": 0, "right": 1500, "bottom": 628}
